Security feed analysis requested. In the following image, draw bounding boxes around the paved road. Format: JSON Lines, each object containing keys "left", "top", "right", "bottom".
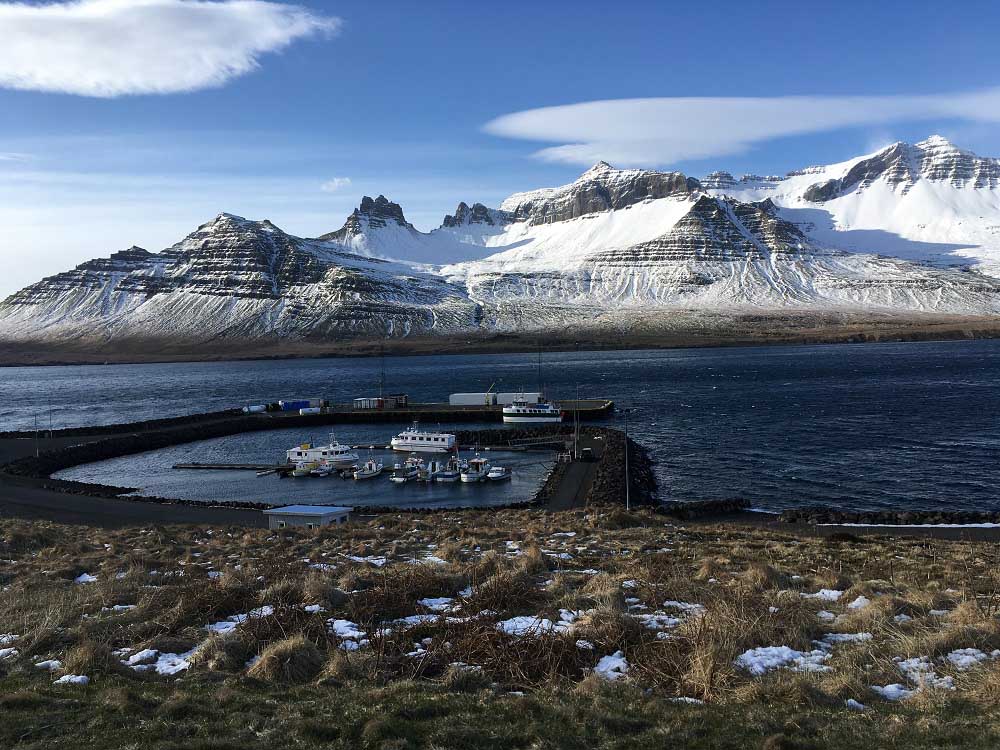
{"left": 546, "top": 433, "right": 605, "bottom": 510}
{"left": 0, "top": 436, "right": 265, "bottom": 528}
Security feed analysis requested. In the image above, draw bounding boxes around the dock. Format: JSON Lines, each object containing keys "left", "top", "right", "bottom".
{"left": 256, "top": 399, "right": 613, "bottom": 424}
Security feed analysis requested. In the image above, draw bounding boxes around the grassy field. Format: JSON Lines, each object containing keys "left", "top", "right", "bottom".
{"left": 2, "top": 508, "right": 1000, "bottom": 748}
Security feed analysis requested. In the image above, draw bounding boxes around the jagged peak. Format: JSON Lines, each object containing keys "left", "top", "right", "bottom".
{"left": 441, "top": 200, "right": 506, "bottom": 228}
{"left": 579, "top": 160, "right": 616, "bottom": 178}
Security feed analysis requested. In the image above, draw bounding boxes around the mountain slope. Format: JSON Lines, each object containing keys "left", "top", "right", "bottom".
{"left": 703, "top": 136, "right": 1000, "bottom": 275}
{"left": 4, "top": 136, "right": 1000, "bottom": 351}
{"left": 0, "top": 214, "right": 478, "bottom": 343}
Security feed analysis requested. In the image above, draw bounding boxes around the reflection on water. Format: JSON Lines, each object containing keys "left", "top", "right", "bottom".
{"left": 55, "top": 424, "right": 553, "bottom": 510}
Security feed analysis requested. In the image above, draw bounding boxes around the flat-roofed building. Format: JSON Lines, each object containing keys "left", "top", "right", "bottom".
{"left": 263, "top": 505, "right": 353, "bottom": 530}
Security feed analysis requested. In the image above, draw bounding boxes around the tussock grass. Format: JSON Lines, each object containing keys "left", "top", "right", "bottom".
{"left": 247, "top": 635, "right": 323, "bottom": 684}
{"left": 4, "top": 509, "right": 1000, "bottom": 748}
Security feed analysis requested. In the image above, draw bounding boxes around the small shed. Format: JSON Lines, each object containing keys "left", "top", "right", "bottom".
{"left": 263, "top": 505, "right": 353, "bottom": 530}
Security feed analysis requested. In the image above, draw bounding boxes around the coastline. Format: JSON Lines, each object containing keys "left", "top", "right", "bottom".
{"left": 3, "top": 311, "right": 1000, "bottom": 367}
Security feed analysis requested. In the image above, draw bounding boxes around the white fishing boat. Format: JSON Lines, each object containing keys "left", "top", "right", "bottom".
{"left": 353, "top": 449, "right": 384, "bottom": 480}
{"left": 502, "top": 397, "right": 563, "bottom": 424}
{"left": 390, "top": 422, "right": 456, "bottom": 452}
{"left": 389, "top": 455, "right": 423, "bottom": 483}
{"left": 309, "top": 462, "right": 333, "bottom": 477}
{"left": 486, "top": 466, "right": 512, "bottom": 481}
{"left": 286, "top": 434, "right": 360, "bottom": 467}
{"left": 434, "top": 454, "right": 465, "bottom": 482}
{"left": 460, "top": 454, "right": 491, "bottom": 483}
{"left": 291, "top": 461, "right": 317, "bottom": 477}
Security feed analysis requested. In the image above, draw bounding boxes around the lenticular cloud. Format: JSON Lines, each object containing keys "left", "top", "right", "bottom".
{"left": 484, "top": 89, "right": 1000, "bottom": 166}
{"left": 0, "top": 0, "right": 340, "bottom": 97}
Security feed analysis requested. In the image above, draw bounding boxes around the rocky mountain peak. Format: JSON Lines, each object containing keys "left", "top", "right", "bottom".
{"left": 500, "top": 163, "right": 700, "bottom": 226}
{"left": 803, "top": 134, "right": 1000, "bottom": 202}
{"left": 579, "top": 160, "right": 615, "bottom": 179}
{"left": 441, "top": 201, "right": 508, "bottom": 228}
{"left": 319, "top": 195, "right": 413, "bottom": 243}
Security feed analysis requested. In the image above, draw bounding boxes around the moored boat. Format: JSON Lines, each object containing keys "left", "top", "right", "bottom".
{"left": 354, "top": 450, "right": 384, "bottom": 480}
{"left": 434, "top": 454, "right": 465, "bottom": 482}
{"left": 390, "top": 422, "right": 456, "bottom": 453}
{"left": 286, "top": 434, "right": 360, "bottom": 467}
{"left": 291, "top": 461, "right": 317, "bottom": 477}
{"left": 460, "top": 454, "right": 491, "bottom": 483}
{"left": 309, "top": 462, "right": 333, "bottom": 477}
{"left": 389, "top": 455, "right": 423, "bottom": 483}
{"left": 486, "top": 465, "right": 512, "bottom": 481}
{"left": 502, "top": 397, "right": 563, "bottom": 424}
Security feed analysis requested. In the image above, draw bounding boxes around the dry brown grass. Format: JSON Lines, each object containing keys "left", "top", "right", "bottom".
{"left": 4, "top": 509, "right": 1000, "bottom": 715}
{"left": 246, "top": 635, "right": 323, "bottom": 684}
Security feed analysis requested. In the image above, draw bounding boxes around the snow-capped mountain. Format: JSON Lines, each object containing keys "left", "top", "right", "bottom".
{"left": 0, "top": 213, "right": 477, "bottom": 342}
{"left": 702, "top": 135, "right": 1000, "bottom": 275}
{"left": 4, "top": 135, "right": 1000, "bottom": 348}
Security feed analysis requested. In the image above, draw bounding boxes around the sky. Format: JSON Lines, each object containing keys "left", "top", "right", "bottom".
{"left": 2, "top": 0, "right": 1000, "bottom": 297}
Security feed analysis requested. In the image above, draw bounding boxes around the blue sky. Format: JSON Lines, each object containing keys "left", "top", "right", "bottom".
{"left": 2, "top": 0, "right": 1000, "bottom": 297}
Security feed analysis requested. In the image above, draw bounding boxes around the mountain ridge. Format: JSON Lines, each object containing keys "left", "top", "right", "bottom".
{"left": 4, "top": 135, "right": 1000, "bottom": 351}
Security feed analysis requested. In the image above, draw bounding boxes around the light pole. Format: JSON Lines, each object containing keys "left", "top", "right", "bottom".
{"left": 621, "top": 407, "right": 637, "bottom": 511}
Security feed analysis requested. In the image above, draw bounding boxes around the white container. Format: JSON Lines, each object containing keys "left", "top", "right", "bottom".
{"left": 299, "top": 407, "right": 322, "bottom": 415}
{"left": 449, "top": 392, "right": 497, "bottom": 406}
{"left": 242, "top": 405, "right": 267, "bottom": 414}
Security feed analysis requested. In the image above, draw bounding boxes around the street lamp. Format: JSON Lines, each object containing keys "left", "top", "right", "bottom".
{"left": 621, "top": 407, "right": 638, "bottom": 510}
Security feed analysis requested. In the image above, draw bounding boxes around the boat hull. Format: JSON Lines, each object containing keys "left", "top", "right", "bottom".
{"left": 501, "top": 413, "right": 563, "bottom": 423}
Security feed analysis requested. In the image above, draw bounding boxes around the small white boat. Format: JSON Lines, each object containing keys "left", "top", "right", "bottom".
{"left": 390, "top": 422, "right": 456, "bottom": 452}
{"left": 354, "top": 450, "right": 384, "bottom": 480}
{"left": 286, "top": 433, "right": 360, "bottom": 467}
{"left": 390, "top": 455, "right": 423, "bottom": 483}
{"left": 502, "top": 397, "right": 563, "bottom": 424}
{"left": 460, "top": 454, "right": 491, "bottom": 483}
{"left": 291, "top": 461, "right": 317, "bottom": 477}
{"left": 309, "top": 462, "right": 333, "bottom": 477}
{"left": 486, "top": 466, "right": 512, "bottom": 481}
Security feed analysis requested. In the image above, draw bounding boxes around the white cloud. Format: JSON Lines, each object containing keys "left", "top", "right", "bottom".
{"left": 320, "top": 176, "right": 352, "bottom": 192}
{"left": 0, "top": 0, "right": 340, "bottom": 97}
{"left": 484, "top": 88, "right": 1000, "bottom": 166}
{"left": 0, "top": 152, "right": 31, "bottom": 161}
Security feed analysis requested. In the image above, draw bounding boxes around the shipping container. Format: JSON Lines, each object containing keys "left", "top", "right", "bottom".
{"left": 495, "top": 392, "right": 541, "bottom": 406}
{"left": 353, "top": 397, "right": 384, "bottom": 409}
{"left": 299, "top": 407, "right": 322, "bottom": 415}
{"left": 279, "top": 399, "right": 311, "bottom": 411}
{"left": 449, "top": 392, "right": 497, "bottom": 406}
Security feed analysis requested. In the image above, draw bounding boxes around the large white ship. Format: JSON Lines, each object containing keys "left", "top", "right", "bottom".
{"left": 502, "top": 397, "right": 563, "bottom": 423}
{"left": 286, "top": 434, "right": 359, "bottom": 467}
{"left": 389, "top": 423, "right": 457, "bottom": 452}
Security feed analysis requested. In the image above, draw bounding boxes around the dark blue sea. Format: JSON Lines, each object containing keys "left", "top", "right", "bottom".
{"left": 4, "top": 339, "right": 1000, "bottom": 513}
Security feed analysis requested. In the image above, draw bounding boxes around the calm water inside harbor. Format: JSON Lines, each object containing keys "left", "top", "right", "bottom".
{"left": 54, "top": 425, "right": 551, "bottom": 510}
{"left": 7, "top": 340, "right": 1000, "bottom": 513}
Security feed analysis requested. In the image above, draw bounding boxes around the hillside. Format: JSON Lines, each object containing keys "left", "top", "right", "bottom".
{"left": 3, "top": 136, "right": 1000, "bottom": 358}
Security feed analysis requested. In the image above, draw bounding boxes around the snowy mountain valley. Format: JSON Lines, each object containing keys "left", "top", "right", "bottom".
{"left": 4, "top": 135, "right": 1000, "bottom": 360}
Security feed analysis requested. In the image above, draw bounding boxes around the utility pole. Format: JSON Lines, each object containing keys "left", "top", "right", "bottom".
{"left": 574, "top": 341, "right": 580, "bottom": 459}
{"left": 34, "top": 414, "right": 39, "bottom": 458}
{"left": 622, "top": 407, "right": 637, "bottom": 511}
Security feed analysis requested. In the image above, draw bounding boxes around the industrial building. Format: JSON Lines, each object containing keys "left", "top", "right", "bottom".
{"left": 263, "top": 505, "right": 353, "bottom": 530}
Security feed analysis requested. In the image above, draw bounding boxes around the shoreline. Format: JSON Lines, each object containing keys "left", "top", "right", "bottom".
{"left": 3, "top": 312, "right": 1000, "bottom": 367}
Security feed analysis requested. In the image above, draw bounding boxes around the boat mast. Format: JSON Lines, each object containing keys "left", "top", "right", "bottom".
{"left": 379, "top": 345, "right": 386, "bottom": 399}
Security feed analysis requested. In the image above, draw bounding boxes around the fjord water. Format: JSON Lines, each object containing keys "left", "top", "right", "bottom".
{"left": 4, "top": 340, "right": 1000, "bottom": 513}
